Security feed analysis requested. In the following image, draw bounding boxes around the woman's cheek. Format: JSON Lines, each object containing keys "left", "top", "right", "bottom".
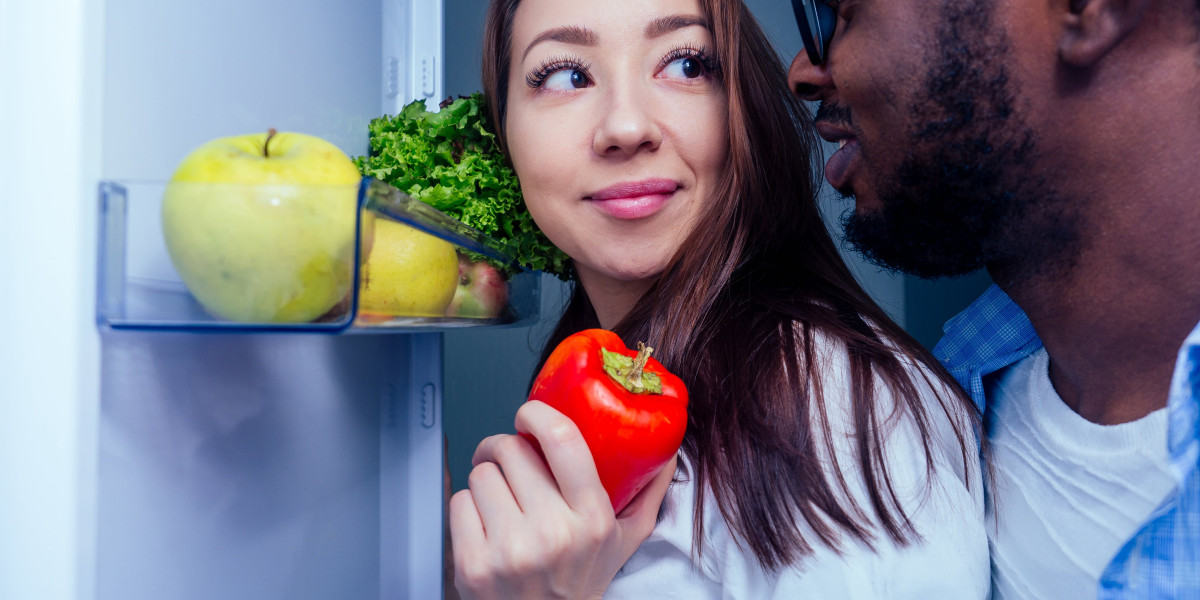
{"left": 508, "top": 133, "right": 566, "bottom": 196}
{"left": 512, "top": 170, "right": 571, "bottom": 256}
{"left": 668, "top": 92, "right": 727, "bottom": 160}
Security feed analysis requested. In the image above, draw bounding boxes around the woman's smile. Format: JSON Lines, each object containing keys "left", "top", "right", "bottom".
{"left": 585, "top": 178, "right": 680, "bottom": 220}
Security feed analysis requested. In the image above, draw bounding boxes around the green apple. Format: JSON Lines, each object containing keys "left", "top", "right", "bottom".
{"left": 162, "top": 130, "right": 367, "bottom": 323}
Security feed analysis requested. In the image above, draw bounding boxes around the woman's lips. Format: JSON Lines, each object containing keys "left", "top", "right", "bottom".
{"left": 824, "top": 138, "right": 860, "bottom": 190}
{"left": 586, "top": 179, "right": 678, "bottom": 220}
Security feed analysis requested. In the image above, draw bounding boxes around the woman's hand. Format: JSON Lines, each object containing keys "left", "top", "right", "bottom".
{"left": 449, "top": 400, "right": 676, "bottom": 600}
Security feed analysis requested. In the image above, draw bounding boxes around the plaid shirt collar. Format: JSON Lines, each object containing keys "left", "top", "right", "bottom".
{"left": 934, "top": 283, "right": 1200, "bottom": 598}
{"left": 933, "top": 284, "right": 1043, "bottom": 412}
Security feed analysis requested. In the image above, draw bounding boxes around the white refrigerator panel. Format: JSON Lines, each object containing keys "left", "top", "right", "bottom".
{"left": 91, "top": 0, "right": 446, "bottom": 599}
{"left": 0, "top": 1, "right": 104, "bottom": 599}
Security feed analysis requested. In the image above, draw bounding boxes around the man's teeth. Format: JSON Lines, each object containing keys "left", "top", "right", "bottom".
{"left": 838, "top": 139, "right": 848, "bottom": 150}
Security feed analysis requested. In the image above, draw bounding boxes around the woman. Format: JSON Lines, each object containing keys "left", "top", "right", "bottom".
{"left": 448, "top": 0, "right": 989, "bottom": 597}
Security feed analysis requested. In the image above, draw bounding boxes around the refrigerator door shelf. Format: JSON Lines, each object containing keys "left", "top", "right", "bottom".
{"left": 97, "top": 178, "right": 540, "bottom": 333}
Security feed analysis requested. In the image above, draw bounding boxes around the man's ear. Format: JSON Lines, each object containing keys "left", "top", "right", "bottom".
{"left": 1059, "top": 0, "right": 1151, "bottom": 67}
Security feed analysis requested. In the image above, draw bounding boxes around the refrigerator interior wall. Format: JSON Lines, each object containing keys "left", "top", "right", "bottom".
{"left": 97, "top": 333, "right": 442, "bottom": 599}
{"left": 97, "top": 1, "right": 444, "bottom": 599}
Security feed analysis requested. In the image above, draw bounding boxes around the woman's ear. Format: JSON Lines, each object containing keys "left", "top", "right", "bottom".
{"left": 1059, "top": 0, "right": 1151, "bottom": 67}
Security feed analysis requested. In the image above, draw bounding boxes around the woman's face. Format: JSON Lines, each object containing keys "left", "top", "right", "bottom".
{"left": 505, "top": 0, "right": 729, "bottom": 300}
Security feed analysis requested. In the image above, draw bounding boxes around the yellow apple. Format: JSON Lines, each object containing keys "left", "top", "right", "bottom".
{"left": 357, "top": 218, "right": 459, "bottom": 317}
{"left": 162, "top": 130, "right": 370, "bottom": 323}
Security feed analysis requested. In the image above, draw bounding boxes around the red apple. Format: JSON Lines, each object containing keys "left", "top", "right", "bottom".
{"left": 446, "top": 257, "right": 508, "bottom": 318}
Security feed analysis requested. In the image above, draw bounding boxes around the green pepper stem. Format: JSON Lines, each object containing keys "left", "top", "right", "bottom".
{"left": 630, "top": 342, "right": 653, "bottom": 389}
{"left": 601, "top": 342, "right": 663, "bottom": 395}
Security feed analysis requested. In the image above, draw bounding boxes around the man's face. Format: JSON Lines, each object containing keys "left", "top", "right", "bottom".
{"left": 788, "top": 0, "right": 1080, "bottom": 281}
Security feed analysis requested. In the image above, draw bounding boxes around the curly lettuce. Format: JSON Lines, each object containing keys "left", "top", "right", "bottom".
{"left": 354, "top": 93, "right": 570, "bottom": 279}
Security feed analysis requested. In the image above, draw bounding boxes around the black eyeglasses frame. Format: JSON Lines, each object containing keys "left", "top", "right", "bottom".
{"left": 791, "top": 0, "right": 837, "bottom": 65}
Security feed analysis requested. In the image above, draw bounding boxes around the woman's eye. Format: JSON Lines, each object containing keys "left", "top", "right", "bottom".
{"left": 542, "top": 68, "right": 590, "bottom": 91}
{"left": 660, "top": 56, "right": 706, "bottom": 80}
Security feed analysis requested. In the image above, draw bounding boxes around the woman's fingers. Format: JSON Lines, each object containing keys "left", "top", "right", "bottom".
{"left": 465, "top": 459, "right": 522, "bottom": 537}
{"left": 449, "top": 488, "right": 504, "bottom": 598}
{"left": 449, "top": 488, "right": 486, "bottom": 555}
{"left": 515, "top": 401, "right": 610, "bottom": 515}
{"left": 471, "top": 433, "right": 559, "bottom": 514}
{"left": 449, "top": 408, "right": 678, "bottom": 600}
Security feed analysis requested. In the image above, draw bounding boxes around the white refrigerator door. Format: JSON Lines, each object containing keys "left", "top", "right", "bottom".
{"left": 0, "top": 1, "right": 104, "bottom": 599}
{"left": 2, "top": 0, "right": 448, "bottom": 599}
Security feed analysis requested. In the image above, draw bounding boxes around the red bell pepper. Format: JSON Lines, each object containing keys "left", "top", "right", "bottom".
{"left": 526, "top": 329, "right": 688, "bottom": 513}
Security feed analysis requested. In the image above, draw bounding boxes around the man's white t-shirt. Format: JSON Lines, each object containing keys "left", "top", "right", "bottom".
{"left": 986, "top": 348, "right": 1176, "bottom": 600}
{"left": 604, "top": 332, "right": 991, "bottom": 599}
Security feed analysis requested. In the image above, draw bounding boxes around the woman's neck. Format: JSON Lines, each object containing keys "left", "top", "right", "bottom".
{"left": 575, "top": 266, "right": 654, "bottom": 330}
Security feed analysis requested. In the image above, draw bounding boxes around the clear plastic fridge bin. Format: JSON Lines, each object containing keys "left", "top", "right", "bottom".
{"left": 96, "top": 178, "right": 539, "bottom": 333}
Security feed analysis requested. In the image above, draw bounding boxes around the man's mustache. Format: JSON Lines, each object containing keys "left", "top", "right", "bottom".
{"left": 814, "top": 101, "right": 853, "bottom": 127}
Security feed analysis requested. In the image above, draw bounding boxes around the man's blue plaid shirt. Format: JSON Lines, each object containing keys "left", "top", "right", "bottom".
{"left": 933, "top": 285, "right": 1200, "bottom": 599}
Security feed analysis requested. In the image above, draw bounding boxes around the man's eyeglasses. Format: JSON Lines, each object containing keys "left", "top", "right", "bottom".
{"left": 791, "top": 0, "right": 837, "bottom": 65}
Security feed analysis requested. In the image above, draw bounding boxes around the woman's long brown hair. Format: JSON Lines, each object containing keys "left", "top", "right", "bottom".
{"left": 484, "top": 0, "right": 980, "bottom": 571}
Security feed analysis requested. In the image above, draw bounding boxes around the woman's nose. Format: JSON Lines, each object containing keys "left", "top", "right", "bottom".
{"left": 593, "top": 86, "right": 663, "bottom": 157}
{"left": 787, "top": 51, "right": 834, "bottom": 102}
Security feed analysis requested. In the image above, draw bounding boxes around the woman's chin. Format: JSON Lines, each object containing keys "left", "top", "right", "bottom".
{"left": 605, "top": 263, "right": 670, "bottom": 286}
{"left": 577, "top": 260, "right": 666, "bottom": 290}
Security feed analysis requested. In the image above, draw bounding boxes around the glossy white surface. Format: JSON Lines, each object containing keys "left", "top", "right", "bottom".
{"left": 0, "top": 0, "right": 103, "bottom": 598}
{"left": 0, "top": 0, "right": 447, "bottom": 598}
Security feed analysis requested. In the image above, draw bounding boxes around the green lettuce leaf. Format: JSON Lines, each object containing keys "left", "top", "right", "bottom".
{"left": 355, "top": 93, "right": 571, "bottom": 279}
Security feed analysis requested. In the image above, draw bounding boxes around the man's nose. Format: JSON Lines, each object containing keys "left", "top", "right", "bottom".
{"left": 787, "top": 51, "right": 833, "bottom": 102}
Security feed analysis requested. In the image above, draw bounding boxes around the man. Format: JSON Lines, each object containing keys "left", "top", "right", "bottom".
{"left": 786, "top": 0, "right": 1199, "bottom": 598}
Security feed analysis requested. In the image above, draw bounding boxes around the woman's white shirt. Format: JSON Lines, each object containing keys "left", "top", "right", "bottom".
{"left": 604, "top": 331, "right": 990, "bottom": 599}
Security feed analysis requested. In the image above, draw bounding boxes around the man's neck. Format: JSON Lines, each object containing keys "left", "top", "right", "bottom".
{"left": 992, "top": 40, "right": 1200, "bottom": 425}
{"left": 995, "top": 210, "right": 1200, "bottom": 426}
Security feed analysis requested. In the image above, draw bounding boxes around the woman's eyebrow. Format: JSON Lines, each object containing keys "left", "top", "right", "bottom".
{"left": 520, "top": 15, "right": 708, "bottom": 62}
{"left": 645, "top": 15, "right": 708, "bottom": 39}
{"left": 522, "top": 26, "right": 596, "bottom": 61}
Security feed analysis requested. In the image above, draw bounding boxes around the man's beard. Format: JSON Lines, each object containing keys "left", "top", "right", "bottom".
{"left": 841, "top": 1, "right": 1080, "bottom": 283}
